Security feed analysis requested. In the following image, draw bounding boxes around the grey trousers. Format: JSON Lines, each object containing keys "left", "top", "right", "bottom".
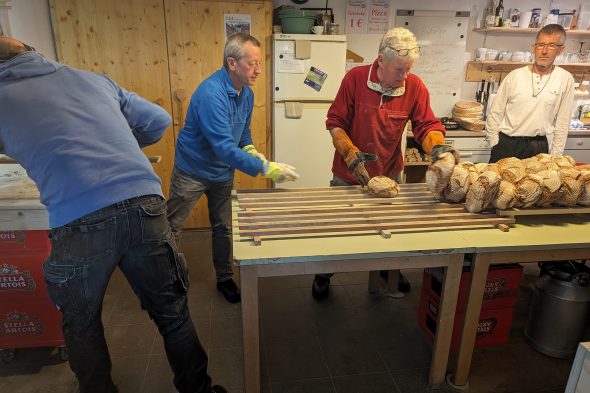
{"left": 167, "top": 167, "right": 234, "bottom": 282}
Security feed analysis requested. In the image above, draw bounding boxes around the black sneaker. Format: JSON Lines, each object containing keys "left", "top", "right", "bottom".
{"left": 211, "top": 385, "right": 228, "bottom": 393}
{"left": 312, "top": 276, "right": 330, "bottom": 300}
{"left": 216, "top": 279, "right": 241, "bottom": 303}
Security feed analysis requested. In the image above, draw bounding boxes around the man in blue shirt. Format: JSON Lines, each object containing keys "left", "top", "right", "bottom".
{"left": 0, "top": 37, "right": 225, "bottom": 393}
{"left": 167, "top": 33, "right": 298, "bottom": 303}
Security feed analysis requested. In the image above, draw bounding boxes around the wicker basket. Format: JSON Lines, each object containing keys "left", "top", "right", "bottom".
{"left": 452, "top": 101, "right": 483, "bottom": 117}
{"left": 456, "top": 117, "right": 486, "bottom": 131}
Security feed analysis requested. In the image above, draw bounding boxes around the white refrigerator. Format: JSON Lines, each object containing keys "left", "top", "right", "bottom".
{"left": 272, "top": 34, "right": 347, "bottom": 188}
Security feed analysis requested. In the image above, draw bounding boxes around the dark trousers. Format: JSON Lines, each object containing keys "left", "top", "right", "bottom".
{"left": 43, "top": 195, "right": 212, "bottom": 393}
{"left": 489, "top": 132, "right": 549, "bottom": 163}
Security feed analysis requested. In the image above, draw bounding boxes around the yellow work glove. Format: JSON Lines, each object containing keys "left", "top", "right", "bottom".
{"left": 242, "top": 144, "right": 266, "bottom": 161}
{"left": 262, "top": 160, "right": 300, "bottom": 183}
{"left": 331, "top": 129, "right": 377, "bottom": 185}
{"left": 421, "top": 131, "right": 460, "bottom": 162}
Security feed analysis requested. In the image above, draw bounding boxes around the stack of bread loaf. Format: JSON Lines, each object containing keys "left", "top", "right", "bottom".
{"left": 425, "top": 152, "right": 590, "bottom": 213}
{"left": 451, "top": 101, "right": 485, "bottom": 131}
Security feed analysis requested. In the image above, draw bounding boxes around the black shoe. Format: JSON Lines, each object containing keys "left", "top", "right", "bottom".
{"left": 312, "top": 276, "right": 330, "bottom": 300}
{"left": 211, "top": 385, "right": 228, "bottom": 393}
{"left": 398, "top": 273, "right": 411, "bottom": 293}
{"left": 216, "top": 279, "right": 241, "bottom": 303}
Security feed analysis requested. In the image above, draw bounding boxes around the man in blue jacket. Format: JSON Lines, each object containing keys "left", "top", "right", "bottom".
{"left": 0, "top": 37, "right": 226, "bottom": 393}
{"left": 167, "top": 33, "right": 299, "bottom": 303}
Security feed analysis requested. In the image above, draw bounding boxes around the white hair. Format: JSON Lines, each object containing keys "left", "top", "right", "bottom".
{"left": 378, "top": 27, "right": 420, "bottom": 62}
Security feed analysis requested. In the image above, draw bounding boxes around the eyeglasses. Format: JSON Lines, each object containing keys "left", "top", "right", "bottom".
{"left": 384, "top": 46, "right": 421, "bottom": 57}
{"left": 533, "top": 43, "right": 563, "bottom": 51}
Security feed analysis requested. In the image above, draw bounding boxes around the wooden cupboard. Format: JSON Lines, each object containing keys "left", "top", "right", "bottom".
{"left": 49, "top": 0, "right": 272, "bottom": 228}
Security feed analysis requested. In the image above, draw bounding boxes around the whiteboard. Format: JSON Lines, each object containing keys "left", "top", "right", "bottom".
{"left": 396, "top": 10, "right": 469, "bottom": 117}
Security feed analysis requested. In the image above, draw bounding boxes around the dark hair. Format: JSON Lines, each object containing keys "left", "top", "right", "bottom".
{"left": 536, "top": 24, "right": 566, "bottom": 44}
{"left": 0, "top": 38, "right": 34, "bottom": 63}
{"left": 223, "top": 33, "right": 260, "bottom": 69}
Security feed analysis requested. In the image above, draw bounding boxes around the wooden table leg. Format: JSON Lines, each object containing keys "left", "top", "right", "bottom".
{"left": 240, "top": 265, "right": 260, "bottom": 393}
{"left": 449, "top": 254, "right": 492, "bottom": 388}
{"left": 429, "top": 254, "right": 463, "bottom": 388}
{"left": 368, "top": 270, "right": 380, "bottom": 293}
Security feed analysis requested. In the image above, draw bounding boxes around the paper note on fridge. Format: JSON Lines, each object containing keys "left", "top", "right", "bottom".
{"left": 278, "top": 53, "right": 305, "bottom": 74}
{"left": 303, "top": 67, "right": 327, "bottom": 92}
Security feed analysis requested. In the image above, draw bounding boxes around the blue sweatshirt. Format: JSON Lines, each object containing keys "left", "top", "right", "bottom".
{"left": 0, "top": 52, "right": 171, "bottom": 228}
{"left": 174, "top": 67, "right": 263, "bottom": 182}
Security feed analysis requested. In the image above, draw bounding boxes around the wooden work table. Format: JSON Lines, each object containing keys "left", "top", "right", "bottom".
{"left": 233, "top": 186, "right": 590, "bottom": 392}
{"left": 231, "top": 185, "right": 515, "bottom": 393}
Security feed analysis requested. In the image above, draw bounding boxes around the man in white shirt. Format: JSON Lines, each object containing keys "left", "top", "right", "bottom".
{"left": 485, "top": 24, "right": 574, "bottom": 163}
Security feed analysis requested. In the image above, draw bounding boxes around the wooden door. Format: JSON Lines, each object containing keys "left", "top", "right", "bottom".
{"left": 49, "top": 0, "right": 176, "bottom": 196}
{"left": 164, "top": 0, "right": 272, "bottom": 228}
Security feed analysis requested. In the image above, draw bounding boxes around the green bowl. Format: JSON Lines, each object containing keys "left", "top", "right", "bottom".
{"left": 279, "top": 15, "right": 317, "bottom": 34}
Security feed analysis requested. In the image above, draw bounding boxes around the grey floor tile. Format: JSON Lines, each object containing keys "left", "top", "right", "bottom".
{"left": 141, "top": 354, "right": 176, "bottom": 393}
{"left": 110, "top": 354, "right": 150, "bottom": 392}
{"left": 332, "top": 372, "right": 400, "bottom": 393}
{"left": 264, "top": 338, "right": 330, "bottom": 383}
{"left": 319, "top": 332, "right": 387, "bottom": 376}
{"left": 105, "top": 323, "right": 157, "bottom": 357}
{"left": 271, "top": 378, "right": 336, "bottom": 393}
{"left": 390, "top": 368, "right": 456, "bottom": 393}
{"left": 208, "top": 347, "right": 245, "bottom": 388}
{"left": 261, "top": 311, "right": 317, "bottom": 343}
{"left": 210, "top": 315, "right": 243, "bottom": 349}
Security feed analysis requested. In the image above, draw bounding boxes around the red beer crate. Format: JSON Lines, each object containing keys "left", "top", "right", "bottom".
{"left": 0, "top": 298, "right": 63, "bottom": 349}
{"left": 423, "top": 264, "right": 523, "bottom": 312}
{"left": 0, "top": 250, "right": 50, "bottom": 300}
{"left": 418, "top": 291, "right": 516, "bottom": 350}
{"left": 0, "top": 230, "right": 50, "bottom": 252}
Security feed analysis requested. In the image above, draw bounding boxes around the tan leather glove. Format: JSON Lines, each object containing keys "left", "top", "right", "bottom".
{"left": 331, "top": 128, "right": 377, "bottom": 185}
{"left": 421, "top": 131, "right": 460, "bottom": 162}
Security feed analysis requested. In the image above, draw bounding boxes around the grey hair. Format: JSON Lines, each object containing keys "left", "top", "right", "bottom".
{"left": 536, "top": 24, "right": 566, "bottom": 45}
{"left": 378, "top": 27, "right": 420, "bottom": 62}
{"left": 223, "top": 33, "right": 261, "bottom": 69}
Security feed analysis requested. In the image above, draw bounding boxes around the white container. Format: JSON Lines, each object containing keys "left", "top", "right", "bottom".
{"left": 475, "top": 47, "right": 488, "bottom": 60}
{"left": 485, "top": 49, "right": 499, "bottom": 60}
{"left": 520, "top": 11, "right": 533, "bottom": 28}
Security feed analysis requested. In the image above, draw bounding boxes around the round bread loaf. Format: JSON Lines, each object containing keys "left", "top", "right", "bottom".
{"left": 367, "top": 176, "right": 400, "bottom": 198}
{"left": 425, "top": 152, "right": 456, "bottom": 194}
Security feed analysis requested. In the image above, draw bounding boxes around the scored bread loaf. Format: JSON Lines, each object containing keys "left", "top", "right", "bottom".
{"left": 465, "top": 171, "right": 501, "bottom": 213}
{"left": 366, "top": 176, "right": 400, "bottom": 198}
{"left": 578, "top": 171, "right": 590, "bottom": 206}
{"left": 425, "top": 152, "right": 456, "bottom": 194}
{"left": 442, "top": 165, "right": 471, "bottom": 203}
{"left": 492, "top": 180, "right": 519, "bottom": 210}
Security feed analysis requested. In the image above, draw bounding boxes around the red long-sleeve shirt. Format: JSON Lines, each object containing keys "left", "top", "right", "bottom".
{"left": 326, "top": 59, "right": 444, "bottom": 184}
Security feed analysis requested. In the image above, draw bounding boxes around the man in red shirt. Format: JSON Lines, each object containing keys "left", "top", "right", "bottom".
{"left": 312, "top": 27, "right": 454, "bottom": 300}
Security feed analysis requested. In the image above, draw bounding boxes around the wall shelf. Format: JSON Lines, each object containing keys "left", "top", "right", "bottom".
{"left": 473, "top": 28, "right": 590, "bottom": 37}
{"left": 465, "top": 61, "right": 590, "bottom": 82}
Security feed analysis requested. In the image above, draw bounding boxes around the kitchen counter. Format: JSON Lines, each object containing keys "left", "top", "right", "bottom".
{"left": 409, "top": 130, "right": 590, "bottom": 138}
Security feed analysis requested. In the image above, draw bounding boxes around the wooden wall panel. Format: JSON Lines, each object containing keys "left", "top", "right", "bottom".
{"left": 165, "top": 0, "right": 272, "bottom": 228}
{"left": 48, "top": 0, "right": 175, "bottom": 197}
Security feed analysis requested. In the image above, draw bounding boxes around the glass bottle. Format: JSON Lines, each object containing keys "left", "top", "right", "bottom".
{"left": 485, "top": 1, "right": 496, "bottom": 28}
{"left": 494, "top": 0, "right": 504, "bottom": 27}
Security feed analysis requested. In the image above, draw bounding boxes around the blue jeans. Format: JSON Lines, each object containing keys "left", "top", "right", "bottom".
{"left": 167, "top": 167, "right": 234, "bottom": 282}
{"left": 43, "top": 195, "right": 211, "bottom": 393}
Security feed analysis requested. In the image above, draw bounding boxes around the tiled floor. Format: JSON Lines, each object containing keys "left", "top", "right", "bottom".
{"left": 0, "top": 230, "right": 582, "bottom": 393}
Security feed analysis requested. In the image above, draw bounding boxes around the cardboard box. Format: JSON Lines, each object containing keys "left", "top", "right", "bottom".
{"left": 423, "top": 264, "right": 523, "bottom": 312}
{"left": 418, "top": 290, "right": 516, "bottom": 350}
{"left": 0, "top": 298, "right": 63, "bottom": 349}
{"left": 0, "top": 250, "right": 50, "bottom": 299}
{"left": 0, "top": 230, "right": 50, "bottom": 252}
